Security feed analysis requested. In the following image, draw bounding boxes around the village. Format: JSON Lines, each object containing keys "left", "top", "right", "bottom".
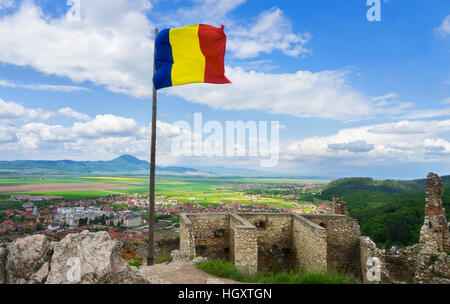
{"left": 0, "top": 192, "right": 332, "bottom": 247}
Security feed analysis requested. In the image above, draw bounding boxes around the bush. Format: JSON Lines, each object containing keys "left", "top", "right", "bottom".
{"left": 128, "top": 259, "right": 142, "bottom": 267}
{"left": 155, "top": 253, "right": 173, "bottom": 264}
{"left": 195, "top": 260, "right": 356, "bottom": 284}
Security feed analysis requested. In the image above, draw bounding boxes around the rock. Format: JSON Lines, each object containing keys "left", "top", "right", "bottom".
{"left": 192, "top": 257, "right": 207, "bottom": 264}
{"left": 0, "top": 247, "right": 7, "bottom": 284}
{"left": 6, "top": 234, "right": 52, "bottom": 284}
{"left": 204, "top": 278, "right": 224, "bottom": 284}
{"left": 170, "top": 250, "right": 190, "bottom": 263}
{"left": 29, "top": 262, "right": 50, "bottom": 284}
{"left": 45, "top": 230, "right": 149, "bottom": 284}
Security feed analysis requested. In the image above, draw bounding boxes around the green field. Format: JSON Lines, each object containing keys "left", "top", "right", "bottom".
{"left": 0, "top": 175, "right": 326, "bottom": 208}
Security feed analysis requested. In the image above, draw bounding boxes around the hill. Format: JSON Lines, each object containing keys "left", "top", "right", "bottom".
{"left": 0, "top": 155, "right": 198, "bottom": 175}
{"left": 318, "top": 176, "right": 450, "bottom": 248}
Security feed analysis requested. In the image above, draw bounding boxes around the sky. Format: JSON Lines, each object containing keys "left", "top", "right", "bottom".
{"left": 0, "top": 0, "right": 449, "bottom": 179}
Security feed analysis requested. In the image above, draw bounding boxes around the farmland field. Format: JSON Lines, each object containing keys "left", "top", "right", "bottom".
{"left": 0, "top": 174, "right": 329, "bottom": 207}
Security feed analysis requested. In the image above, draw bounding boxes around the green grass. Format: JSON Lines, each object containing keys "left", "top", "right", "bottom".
{"left": 155, "top": 253, "right": 173, "bottom": 264}
{"left": 195, "top": 260, "right": 356, "bottom": 284}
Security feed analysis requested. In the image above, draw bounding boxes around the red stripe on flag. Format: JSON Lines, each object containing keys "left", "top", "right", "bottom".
{"left": 198, "top": 24, "right": 231, "bottom": 84}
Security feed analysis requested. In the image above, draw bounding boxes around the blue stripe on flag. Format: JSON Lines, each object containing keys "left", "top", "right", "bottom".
{"left": 153, "top": 29, "right": 173, "bottom": 90}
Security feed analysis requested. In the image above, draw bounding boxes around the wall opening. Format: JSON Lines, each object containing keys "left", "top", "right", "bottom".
{"left": 319, "top": 222, "right": 327, "bottom": 228}
{"left": 214, "top": 229, "right": 224, "bottom": 238}
{"left": 255, "top": 221, "right": 266, "bottom": 229}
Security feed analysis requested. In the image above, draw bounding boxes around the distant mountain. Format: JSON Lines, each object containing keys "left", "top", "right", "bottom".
{"left": 0, "top": 154, "right": 198, "bottom": 175}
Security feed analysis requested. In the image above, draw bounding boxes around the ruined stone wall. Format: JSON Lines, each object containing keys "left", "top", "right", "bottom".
{"left": 179, "top": 214, "right": 195, "bottom": 257}
{"left": 359, "top": 236, "right": 390, "bottom": 284}
{"left": 230, "top": 214, "right": 258, "bottom": 274}
{"left": 303, "top": 214, "right": 361, "bottom": 274}
{"left": 292, "top": 214, "right": 327, "bottom": 272}
{"left": 181, "top": 213, "right": 230, "bottom": 259}
{"left": 238, "top": 213, "right": 294, "bottom": 272}
{"left": 332, "top": 196, "right": 347, "bottom": 215}
{"left": 420, "top": 173, "right": 449, "bottom": 252}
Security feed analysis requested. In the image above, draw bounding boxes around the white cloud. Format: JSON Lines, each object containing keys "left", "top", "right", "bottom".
{"left": 284, "top": 119, "right": 450, "bottom": 164}
{"left": 0, "top": 0, "right": 13, "bottom": 10}
{"left": 72, "top": 114, "right": 138, "bottom": 138}
{"left": 0, "top": 80, "right": 89, "bottom": 92}
{"left": 227, "top": 7, "right": 312, "bottom": 59}
{"left": 328, "top": 140, "right": 374, "bottom": 153}
{"left": 0, "top": 98, "right": 53, "bottom": 120}
{"left": 164, "top": 66, "right": 410, "bottom": 121}
{"left": 0, "top": 123, "right": 17, "bottom": 143}
{"left": 58, "top": 107, "right": 91, "bottom": 121}
{"left": 0, "top": 0, "right": 154, "bottom": 98}
{"left": 436, "top": 15, "right": 450, "bottom": 37}
{"left": 161, "top": 1, "right": 311, "bottom": 60}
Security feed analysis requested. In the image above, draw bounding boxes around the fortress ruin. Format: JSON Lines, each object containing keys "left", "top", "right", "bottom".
{"left": 180, "top": 172, "right": 450, "bottom": 283}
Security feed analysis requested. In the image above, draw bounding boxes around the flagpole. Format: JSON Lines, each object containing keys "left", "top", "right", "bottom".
{"left": 147, "top": 27, "right": 159, "bottom": 266}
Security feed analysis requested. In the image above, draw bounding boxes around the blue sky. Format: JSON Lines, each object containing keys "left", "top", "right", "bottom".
{"left": 0, "top": 0, "right": 449, "bottom": 179}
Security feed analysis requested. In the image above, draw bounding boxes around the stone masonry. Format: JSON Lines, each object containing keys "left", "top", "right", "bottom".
{"left": 180, "top": 212, "right": 360, "bottom": 274}
{"left": 332, "top": 196, "right": 347, "bottom": 215}
{"left": 360, "top": 172, "right": 450, "bottom": 284}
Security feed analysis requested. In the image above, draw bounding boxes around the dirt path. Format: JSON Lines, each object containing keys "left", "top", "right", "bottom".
{"left": 139, "top": 262, "right": 242, "bottom": 284}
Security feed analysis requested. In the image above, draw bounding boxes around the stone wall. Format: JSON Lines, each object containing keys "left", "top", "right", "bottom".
{"left": 292, "top": 214, "right": 327, "bottom": 272}
{"left": 238, "top": 213, "right": 294, "bottom": 272}
{"left": 359, "top": 236, "right": 390, "bottom": 284}
{"left": 303, "top": 214, "right": 361, "bottom": 274}
{"left": 332, "top": 196, "right": 347, "bottom": 215}
{"left": 359, "top": 172, "right": 450, "bottom": 284}
{"left": 180, "top": 212, "right": 332, "bottom": 274}
{"left": 180, "top": 213, "right": 230, "bottom": 259}
{"left": 179, "top": 214, "right": 195, "bottom": 257}
{"left": 230, "top": 214, "right": 258, "bottom": 274}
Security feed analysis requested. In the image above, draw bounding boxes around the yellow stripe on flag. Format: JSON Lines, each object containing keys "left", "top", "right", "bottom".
{"left": 169, "top": 25, "right": 206, "bottom": 87}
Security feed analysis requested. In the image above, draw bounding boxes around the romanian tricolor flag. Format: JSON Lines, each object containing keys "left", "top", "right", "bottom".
{"left": 153, "top": 24, "right": 231, "bottom": 90}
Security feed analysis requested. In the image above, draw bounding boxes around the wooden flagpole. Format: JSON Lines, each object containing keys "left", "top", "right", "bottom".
{"left": 147, "top": 27, "right": 159, "bottom": 266}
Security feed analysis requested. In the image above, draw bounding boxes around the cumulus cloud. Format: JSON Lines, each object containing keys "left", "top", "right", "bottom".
{"left": 58, "top": 107, "right": 91, "bottom": 121}
{"left": 0, "top": 0, "right": 14, "bottom": 10}
{"left": 72, "top": 114, "right": 138, "bottom": 138}
{"left": 164, "top": 67, "right": 410, "bottom": 121}
{"left": 227, "top": 7, "right": 312, "bottom": 59}
{"left": 0, "top": 98, "right": 53, "bottom": 120}
{"left": 0, "top": 123, "right": 17, "bottom": 143}
{"left": 436, "top": 15, "right": 450, "bottom": 37}
{"left": 285, "top": 119, "right": 450, "bottom": 164}
{"left": 0, "top": 0, "right": 154, "bottom": 98}
{"left": 161, "top": 1, "right": 311, "bottom": 59}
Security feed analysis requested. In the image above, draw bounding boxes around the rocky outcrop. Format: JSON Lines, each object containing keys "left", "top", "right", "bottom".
{"left": 0, "top": 247, "right": 6, "bottom": 284}
{"left": 1, "top": 231, "right": 152, "bottom": 284}
{"left": 46, "top": 230, "right": 148, "bottom": 284}
{"left": 170, "top": 249, "right": 191, "bottom": 263}
{"left": 6, "top": 234, "right": 51, "bottom": 284}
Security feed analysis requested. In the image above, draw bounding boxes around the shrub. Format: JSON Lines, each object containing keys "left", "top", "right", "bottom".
{"left": 128, "top": 259, "right": 142, "bottom": 267}
{"left": 155, "top": 253, "right": 173, "bottom": 264}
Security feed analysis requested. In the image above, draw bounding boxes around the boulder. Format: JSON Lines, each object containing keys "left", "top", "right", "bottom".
{"left": 0, "top": 247, "right": 7, "bottom": 284}
{"left": 45, "top": 230, "right": 149, "bottom": 284}
{"left": 6, "top": 234, "right": 51, "bottom": 284}
{"left": 170, "top": 250, "right": 190, "bottom": 263}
